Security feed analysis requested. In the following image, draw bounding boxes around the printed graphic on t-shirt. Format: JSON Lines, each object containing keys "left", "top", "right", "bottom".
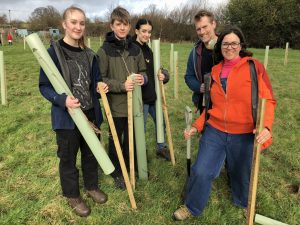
{"left": 68, "top": 60, "right": 92, "bottom": 110}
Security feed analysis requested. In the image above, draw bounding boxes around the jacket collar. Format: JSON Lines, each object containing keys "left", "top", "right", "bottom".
{"left": 211, "top": 56, "right": 253, "bottom": 81}
{"left": 105, "top": 31, "right": 133, "bottom": 50}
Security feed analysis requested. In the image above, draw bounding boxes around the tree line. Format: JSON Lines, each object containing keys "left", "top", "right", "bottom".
{"left": 1, "top": 0, "right": 299, "bottom": 48}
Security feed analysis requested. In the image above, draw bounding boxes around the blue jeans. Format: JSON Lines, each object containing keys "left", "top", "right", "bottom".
{"left": 143, "top": 103, "right": 166, "bottom": 151}
{"left": 185, "top": 124, "right": 254, "bottom": 216}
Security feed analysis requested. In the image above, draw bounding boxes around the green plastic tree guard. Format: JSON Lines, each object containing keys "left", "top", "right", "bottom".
{"left": 173, "top": 51, "right": 178, "bottom": 99}
{"left": 152, "top": 39, "right": 164, "bottom": 143}
{"left": 25, "top": 33, "right": 115, "bottom": 175}
{"left": 0, "top": 51, "right": 7, "bottom": 105}
{"left": 130, "top": 74, "right": 148, "bottom": 180}
{"left": 170, "top": 43, "right": 174, "bottom": 78}
{"left": 255, "top": 214, "right": 289, "bottom": 225}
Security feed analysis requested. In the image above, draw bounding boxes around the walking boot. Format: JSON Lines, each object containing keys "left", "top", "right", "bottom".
{"left": 67, "top": 197, "right": 90, "bottom": 217}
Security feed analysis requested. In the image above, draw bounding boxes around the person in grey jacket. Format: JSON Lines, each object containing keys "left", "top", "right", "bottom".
{"left": 97, "top": 6, "right": 147, "bottom": 189}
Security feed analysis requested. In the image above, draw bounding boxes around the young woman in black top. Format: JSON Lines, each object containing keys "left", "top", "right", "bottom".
{"left": 133, "top": 19, "right": 170, "bottom": 160}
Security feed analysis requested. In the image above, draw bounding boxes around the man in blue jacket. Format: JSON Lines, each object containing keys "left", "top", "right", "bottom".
{"left": 185, "top": 10, "right": 218, "bottom": 113}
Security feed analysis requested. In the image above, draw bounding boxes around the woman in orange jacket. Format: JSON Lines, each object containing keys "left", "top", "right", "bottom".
{"left": 173, "top": 26, "right": 276, "bottom": 221}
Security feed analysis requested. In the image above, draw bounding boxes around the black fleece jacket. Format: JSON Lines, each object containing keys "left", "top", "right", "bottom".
{"left": 133, "top": 39, "right": 169, "bottom": 104}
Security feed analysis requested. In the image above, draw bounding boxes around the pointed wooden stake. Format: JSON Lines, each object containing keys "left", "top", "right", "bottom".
{"left": 158, "top": 69, "right": 175, "bottom": 165}
{"left": 127, "top": 77, "right": 135, "bottom": 189}
{"left": 98, "top": 83, "right": 137, "bottom": 209}
{"left": 247, "top": 98, "right": 266, "bottom": 225}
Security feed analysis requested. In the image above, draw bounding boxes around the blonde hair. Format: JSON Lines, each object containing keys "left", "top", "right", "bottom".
{"left": 62, "top": 6, "right": 87, "bottom": 49}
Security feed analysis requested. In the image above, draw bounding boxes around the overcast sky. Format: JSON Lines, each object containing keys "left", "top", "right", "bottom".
{"left": 0, "top": 0, "right": 227, "bottom": 22}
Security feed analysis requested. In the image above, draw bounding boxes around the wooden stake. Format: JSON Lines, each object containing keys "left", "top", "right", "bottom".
{"left": 127, "top": 77, "right": 135, "bottom": 189}
{"left": 98, "top": 83, "right": 137, "bottom": 209}
{"left": 247, "top": 98, "right": 266, "bottom": 225}
{"left": 264, "top": 46, "right": 269, "bottom": 70}
{"left": 284, "top": 42, "right": 289, "bottom": 66}
{"left": 158, "top": 70, "right": 175, "bottom": 165}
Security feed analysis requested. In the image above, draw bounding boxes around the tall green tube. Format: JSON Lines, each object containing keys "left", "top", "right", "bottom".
{"left": 0, "top": 51, "right": 7, "bottom": 105}
{"left": 173, "top": 51, "right": 178, "bottom": 99}
{"left": 152, "top": 39, "right": 164, "bottom": 143}
{"left": 130, "top": 74, "right": 148, "bottom": 180}
{"left": 170, "top": 43, "right": 174, "bottom": 78}
{"left": 26, "top": 33, "right": 115, "bottom": 175}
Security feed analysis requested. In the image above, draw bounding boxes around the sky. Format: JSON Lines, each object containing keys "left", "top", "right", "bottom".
{"left": 0, "top": 0, "right": 227, "bottom": 22}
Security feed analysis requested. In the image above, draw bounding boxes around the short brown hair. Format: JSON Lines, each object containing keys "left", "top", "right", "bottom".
{"left": 194, "top": 10, "right": 215, "bottom": 23}
{"left": 110, "top": 6, "right": 130, "bottom": 25}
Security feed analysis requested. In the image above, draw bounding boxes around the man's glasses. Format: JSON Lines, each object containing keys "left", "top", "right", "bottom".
{"left": 221, "top": 42, "right": 240, "bottom": 49}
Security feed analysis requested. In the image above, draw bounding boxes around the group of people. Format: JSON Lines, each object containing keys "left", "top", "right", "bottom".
{"left": 39, "top": 5, "right": 276, "bottom": 221}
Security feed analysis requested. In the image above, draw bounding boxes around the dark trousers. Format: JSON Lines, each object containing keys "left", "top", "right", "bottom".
{"left": 55, "top": 109, "right": 99, "bottom": 198}
{"left": 108, "top": 117, "right": 138, "bottom": 178}
{"left": 109, "top": 117, "right": 131, "bottom": 178}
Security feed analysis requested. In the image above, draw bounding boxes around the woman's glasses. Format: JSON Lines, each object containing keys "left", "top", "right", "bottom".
{"left": 221, "top": 42, "right": 240, "bottom": 49}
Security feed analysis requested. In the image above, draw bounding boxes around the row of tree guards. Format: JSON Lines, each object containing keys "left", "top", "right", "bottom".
{"left": 264, "top": 42, "right": 290, "bottom": 70}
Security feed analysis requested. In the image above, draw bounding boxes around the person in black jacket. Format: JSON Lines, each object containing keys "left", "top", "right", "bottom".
{"left": 133, "top": 19, "right": 171, "bottom": 160}
{"left": 39, "top": 6, "right": 108, "bottom": 217}
{"left": 184, "top": 10, "right": 218, "bottom": 113}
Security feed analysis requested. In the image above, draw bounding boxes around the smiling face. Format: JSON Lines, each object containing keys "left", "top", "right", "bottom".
{"left": 62, "top": 10, "right": 85, "bottom": 43}
{"left": 221, "top": 32, "right": 242, "bottom": 61}
{"left": 111, "top": 20, "right": 131, "bottom": 40}
{"left": 135, "top": 23, "right": 152, "bottom": 44}
{"left": 195, "top": 16, "right": 216, "bottom": 45}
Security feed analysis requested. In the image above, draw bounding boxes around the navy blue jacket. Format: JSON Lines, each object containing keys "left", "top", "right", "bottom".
{"left": 185, "top": 41, "right": 203, "bottom": 110}
{"left": 39, "top": 44, "right": 103, "bottom": 130}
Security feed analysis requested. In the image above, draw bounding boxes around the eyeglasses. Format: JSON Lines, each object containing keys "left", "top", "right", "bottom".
{"left": 221, "top": 42, "right": 240, "bottom": 49}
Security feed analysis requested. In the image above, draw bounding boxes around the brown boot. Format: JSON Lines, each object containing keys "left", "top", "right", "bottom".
{"left": 67, "top": 197, "right": 90, "bottom": 217}
{"left": 173, "top": 205, "right": 193, "bottom": 221}
{"left": 86, "top": 189, "right": 108, "bottom": 204}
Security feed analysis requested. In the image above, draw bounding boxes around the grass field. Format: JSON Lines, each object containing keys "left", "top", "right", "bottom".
{"left": 0, "top": 37, "right": 299, "bottom": 225}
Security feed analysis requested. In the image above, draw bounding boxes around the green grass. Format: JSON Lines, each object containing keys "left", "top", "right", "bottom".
{"left": 0, "top": 37, "right": 299, "bottom": 225}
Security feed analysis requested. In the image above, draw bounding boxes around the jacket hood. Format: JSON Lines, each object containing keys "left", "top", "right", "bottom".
{"left": 104, "top": 31, "right": 133, "bottom": 50}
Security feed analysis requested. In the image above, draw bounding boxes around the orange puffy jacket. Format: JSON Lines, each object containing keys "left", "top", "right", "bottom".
{"left": 193, "top": 56, "right": 276, "bottom": 149}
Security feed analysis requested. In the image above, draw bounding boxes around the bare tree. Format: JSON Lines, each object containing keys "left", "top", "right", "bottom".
{"left": 0, "top": 14, "right": 8, "bottom": 25}
{"left": 29, "top": 6, "right": 61, "bottom": 31}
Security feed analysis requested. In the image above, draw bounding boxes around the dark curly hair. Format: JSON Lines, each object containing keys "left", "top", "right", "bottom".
{"left": 214, "top": 26, "right": 253, "bottom": 64}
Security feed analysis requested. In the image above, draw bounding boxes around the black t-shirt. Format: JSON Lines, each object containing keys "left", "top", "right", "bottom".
{"left": 59, "top": 39, "right": 93, "bottom": 110}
